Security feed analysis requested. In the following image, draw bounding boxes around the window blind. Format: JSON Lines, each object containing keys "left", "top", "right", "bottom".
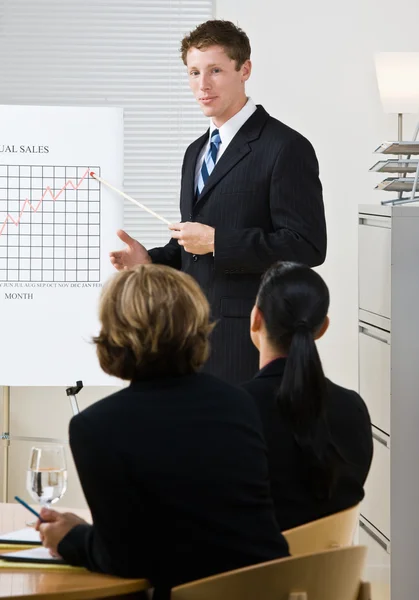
{"left": 0, "top": 0, "right": 213, "bottom": 248}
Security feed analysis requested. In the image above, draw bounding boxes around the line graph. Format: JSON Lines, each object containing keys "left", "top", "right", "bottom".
{"left": 0, "top": 165, "right": 101, "bottom": 282}
{"left": 0, "top": 168, "right": 89, "bottom": 235}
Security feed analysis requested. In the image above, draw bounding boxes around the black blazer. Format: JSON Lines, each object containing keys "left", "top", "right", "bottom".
{"left": 149, "top": 106, "right": 326, "bottom": 384}
{"left": 241, "top": 358, "right": 373, "bottom": 531}
{"left": 57, "top": 372, "right": 289, "bottom": 599}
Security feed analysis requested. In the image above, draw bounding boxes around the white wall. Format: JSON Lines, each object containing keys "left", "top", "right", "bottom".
{"left": 0, "top": 385, "right": 122, "bottom": 507}
{"left": 216, "top": 0, "right": 419, "bottom": 390}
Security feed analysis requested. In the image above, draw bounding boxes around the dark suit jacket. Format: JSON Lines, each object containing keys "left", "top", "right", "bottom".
{"left": 57, "top": 372, "right": 289, "bottom": 599}
{"left": 241, "top": 358, "right": 373, "bottom": 531}
{"left": 149, "top": 106, "right": 326, "bottom": 384}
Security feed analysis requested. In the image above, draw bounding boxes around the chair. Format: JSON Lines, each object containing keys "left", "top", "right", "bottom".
{"left": 283, "top": 504, "right": 360, "bottom": 556}
{"left": 171, "top": 545, "right": 369, "bottom": 600}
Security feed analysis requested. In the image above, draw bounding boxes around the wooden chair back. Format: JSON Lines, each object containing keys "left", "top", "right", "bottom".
{"left": 171, "top": 545, "right": 367, "bottom": 600}
{"left": 283, "top": 504, "right": 360, "bottom": 556}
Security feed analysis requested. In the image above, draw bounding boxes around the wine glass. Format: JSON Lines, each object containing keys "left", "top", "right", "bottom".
{"left": 26, "top": 445, "right": 68, "bottom": 511}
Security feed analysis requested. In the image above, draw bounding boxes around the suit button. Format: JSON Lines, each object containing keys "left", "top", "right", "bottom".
{"left": 189, "top": 213, "right": 193, "bottom": 220}
{"left": 193, "top": 255, "right": 198, "bottom": 262}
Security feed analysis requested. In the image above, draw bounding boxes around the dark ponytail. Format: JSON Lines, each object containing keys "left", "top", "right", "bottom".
{"left": 257, "top": 262, "right": 342, "bottom": 499}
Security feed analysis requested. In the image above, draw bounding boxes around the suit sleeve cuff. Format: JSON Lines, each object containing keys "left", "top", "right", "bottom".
{"left": 57, "top": 524, "right": 93, "bottom": 567}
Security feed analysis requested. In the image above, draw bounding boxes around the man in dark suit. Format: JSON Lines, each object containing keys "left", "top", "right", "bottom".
{"left": 110, "top": 20, "right": 327, "bottom": 384}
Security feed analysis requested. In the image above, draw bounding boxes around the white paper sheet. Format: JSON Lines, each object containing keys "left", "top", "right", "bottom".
{"left": 0, "top": 527, "right": 41, "bottom": 544}
{"left": 0, "top": 546, "right": 64, "bottom": 563}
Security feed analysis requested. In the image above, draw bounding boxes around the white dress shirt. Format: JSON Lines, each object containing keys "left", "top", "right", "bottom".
{"left": 194, "top": 97, "right": 257, "bottom": 192}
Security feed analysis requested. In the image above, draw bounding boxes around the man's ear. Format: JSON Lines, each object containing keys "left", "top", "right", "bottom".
{"left": 241, "top": 59, "right": 252, "bottom": 82}
{"left": 250, "top": 305, "right": 263, "bottom": 332}
{"left": 314, "top": 315, "right": 329, "bottom": 341}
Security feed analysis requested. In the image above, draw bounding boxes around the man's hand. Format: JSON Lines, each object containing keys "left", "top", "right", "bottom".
{"left": 169, "top": 222, "right": 215, "bottom": 255}
{"left": 109, "top": 229, "right": 151, "bottom": 271}
{"left": 36, "top": 508, "right": 88, "bottom": 557}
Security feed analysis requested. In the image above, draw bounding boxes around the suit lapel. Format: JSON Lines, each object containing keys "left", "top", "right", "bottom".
{"left": 183, "top": 131, "right": 208, "bottom": 218}
{"left": 194, "top": 106, "right": 270, "bottom": 211}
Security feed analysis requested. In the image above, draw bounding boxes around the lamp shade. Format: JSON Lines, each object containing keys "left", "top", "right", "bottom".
{"left": 375, "top": 52, "right": 419, "bottom": 113}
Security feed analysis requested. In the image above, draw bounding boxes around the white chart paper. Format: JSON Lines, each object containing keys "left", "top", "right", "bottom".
{"left": 0, "top": 105, "right": 124, "bottom": 385}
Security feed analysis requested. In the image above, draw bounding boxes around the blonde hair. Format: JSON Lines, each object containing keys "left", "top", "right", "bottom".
{"left": 94, "top": 265, "right": 213, "bottom": 380}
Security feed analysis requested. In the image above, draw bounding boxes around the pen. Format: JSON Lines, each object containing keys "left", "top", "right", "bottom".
{"left": 14, "top": 496, "right": 44, "bottom": 523}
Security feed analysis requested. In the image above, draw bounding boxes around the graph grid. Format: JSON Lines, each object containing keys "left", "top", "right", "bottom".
{"left": 0, "top": 165, "right": 100, "bottom": 282}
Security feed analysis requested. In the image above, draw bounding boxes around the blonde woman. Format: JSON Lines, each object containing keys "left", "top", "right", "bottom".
{"left": 37, "top": 265, "right": 288, "bottom": 600}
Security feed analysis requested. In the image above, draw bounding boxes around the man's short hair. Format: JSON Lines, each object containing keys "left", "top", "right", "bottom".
{"left": 180, "top": 20, "right": 251, "bottom": 70}
{"left": 94, "top": 264, "right": 214, "bottom": 380}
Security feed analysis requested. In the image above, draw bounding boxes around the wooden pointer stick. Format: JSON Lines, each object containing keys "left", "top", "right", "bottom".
{"left": 89, "top": 172, "right": 171, "bottom": 226}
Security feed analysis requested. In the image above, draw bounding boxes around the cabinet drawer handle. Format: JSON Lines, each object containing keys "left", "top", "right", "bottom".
{"left": 359, "top": 517, "right": 391, "bottom": 553}
{"left": 372, "top": 428, "right": 390, "bottom": 448}
{"left": 359, "top": 215, "right": 391, "bottom": 229}
{"left": 359, "top": 325, "right": 390, "bottom": 345}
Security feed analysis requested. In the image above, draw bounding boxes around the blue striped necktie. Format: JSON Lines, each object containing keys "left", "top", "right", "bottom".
{"left": 196, "top": 129, "right": 221, "bottom": 196}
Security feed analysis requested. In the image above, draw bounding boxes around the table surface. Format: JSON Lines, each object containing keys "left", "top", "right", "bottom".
{"left": 0, "top": 502, "right": 149, "bottom": 599}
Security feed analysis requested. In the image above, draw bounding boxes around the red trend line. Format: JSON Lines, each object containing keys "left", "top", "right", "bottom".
{"left": 0, "top": 168, "right": 90, "bottom": 236}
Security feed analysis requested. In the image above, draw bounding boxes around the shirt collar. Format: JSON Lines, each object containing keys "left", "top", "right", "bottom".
{"left": 209, "top": 97, "right": 257, "bottom": 145}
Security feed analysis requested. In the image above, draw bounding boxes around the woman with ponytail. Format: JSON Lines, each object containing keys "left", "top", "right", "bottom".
{"left": 242, "top": 262, "right": 373, "bottom": 530}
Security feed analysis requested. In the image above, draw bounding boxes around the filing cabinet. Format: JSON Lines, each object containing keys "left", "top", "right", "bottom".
{"left": 358, "top": 205, "right": 419, "bottom": 599}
